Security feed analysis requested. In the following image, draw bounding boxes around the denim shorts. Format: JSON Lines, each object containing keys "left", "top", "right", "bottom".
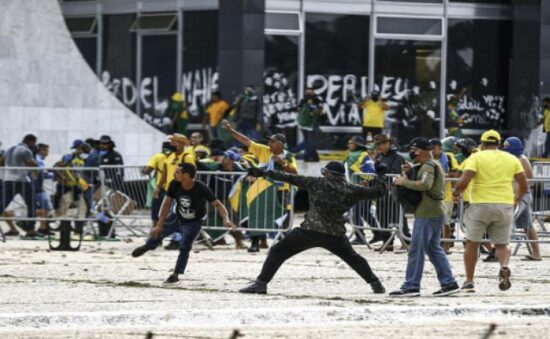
{"left": 35, "top": 192, "right": 53, "bottom": 210}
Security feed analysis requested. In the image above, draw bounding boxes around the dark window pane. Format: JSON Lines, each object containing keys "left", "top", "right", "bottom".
{"left": 264, "top": 35, "right": 299, "bottom": 145}
{"left": 380, "top": 0, "right": 442, "bottom": 2}
{"left": 450, "top": 0, "right": 510, "bottom": 4}
{"left": 182, "top": 10, "right": 219, "bottom": 122}
{"left": 74, "top": 37, "right": 96, "bottom": 72}
{"left": 130, "top": 14, "right": 176, "bottom": 32}
{"left": 65, "top": 17, "right": 96, "bottom": 34}
{"left": 375, "top": 40, "right": 441, "bottom": 145}
{"left": 142, "top": 35, "right": 177, "bottom": 132}
{"left": 101, "top": 14, "right": 137, "bottom": 112}
{"left": 305, "top": 13, "right": 369, "bottom": 146}
{"left": 266, "top": 12, "right": 300, "bottom": 31}
{"left": 377, "top": 17, "right": 442, "bottom": 35}
{"left": 446, "top": 19, "right": 512, "bottom": 132}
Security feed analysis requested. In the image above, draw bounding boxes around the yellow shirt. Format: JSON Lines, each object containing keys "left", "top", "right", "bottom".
{"left": 362, "top": 100, "right": 386, "bottom": 128}
{"left": 544, "top": 108, "right": 550, "bottom": 132}
{"left": 163, "top": 150, "right": 196, "bottom": 190}
{"left": 464, "top": 150, "right": 523, "bottom": 204}
{"left": 146, "top": 152, "right": 167, "bottom": 187}
{"left": 458, "top": 159, "right": 473, "bottom": 203}
{"left": 443, "top": 152, "right": 459, "bottom": 203}
{"left": 249, "top": 142, "right": 297, "bottom": 171}
{"left": 207, "top": 100, "right": 230, "bottom": 127}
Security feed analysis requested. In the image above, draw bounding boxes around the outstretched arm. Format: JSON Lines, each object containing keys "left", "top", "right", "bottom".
{"left": 221, "top": 120, "right": 251, "bottom": 147}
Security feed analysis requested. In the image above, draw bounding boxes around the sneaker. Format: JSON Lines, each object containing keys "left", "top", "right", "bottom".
{"left": 482, "top": 249, "right": 497, "bottom": 262}
{"left": 131, "top": 245, "right": 150, "bottom": 258}
{"left": 239, "top": 280, "right": 267, "bottom": 294}
{"left": 247, "top": 245, "right": 259, "bottom": 253}
{"left": 461, "top": 282, "right": 475, "bottom": 293}
{"left": 370, "top": 280, "right": 386, "bottom": 294}
{"left": 37, "top": 229, "right": 54, "bottom": 237}
{"left": 498, "top": 267, "right": 511, "bottom": 291}
{"left": 432, "top": 282, "right": 460, "bottom": 297}
{"left": 164, "top": 240, "right": 179, "bottom": 250}
{"left": 389, "top": 288, "right": 420, "bottom": 297}
{"left": 163, "top": 274, "right": 179, "bottom": 284}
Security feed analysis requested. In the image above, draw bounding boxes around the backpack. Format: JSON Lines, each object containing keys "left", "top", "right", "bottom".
{"left": 391, "top": 161, "right": 442, "bottom": 213}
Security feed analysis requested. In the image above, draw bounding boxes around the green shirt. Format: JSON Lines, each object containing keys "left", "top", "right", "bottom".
{"left": 402, "top": 160, "right": 445, "bottom": 218}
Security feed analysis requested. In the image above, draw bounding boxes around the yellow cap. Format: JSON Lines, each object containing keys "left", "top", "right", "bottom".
{"left": 480, "top": 129, "right": 501, "bottom": 143}
{"left": 171, "top": 92, "right": 184, "bottom": 102}
{"left": 193, "top": 145, "right": 211, "bottom": 156}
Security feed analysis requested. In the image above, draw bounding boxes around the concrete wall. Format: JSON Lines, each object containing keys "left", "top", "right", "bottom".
{"left": 0, "top": 0, "right": 166, "bottom": 165}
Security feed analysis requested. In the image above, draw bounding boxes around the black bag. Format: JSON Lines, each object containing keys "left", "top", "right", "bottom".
{"left": 391, "top": 161, "right": 442, "bottom": 213}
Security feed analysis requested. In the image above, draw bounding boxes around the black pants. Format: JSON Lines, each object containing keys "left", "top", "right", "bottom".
{"left": 0, "top": 181, "right": 35, "bottom": 231}
{"left": 257, "top": 228, "right": 379, "bottom": 283}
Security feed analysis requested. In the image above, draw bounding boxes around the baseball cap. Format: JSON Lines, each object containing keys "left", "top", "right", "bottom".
{"left": 321, "top": 161, "right": 345, "bottom": 176}
{"left": 480, "top": 130, "right": 501, "bottom": 143}
{"left": 269, "top": 133, "right": 286, "bottom": 145}
{"left": 349, "top": 136, "right": 366, "bottom": 147}
{"left": 408, "top": 137, "right": 433, "bottom": 151}
{"left": 71, "top": 139, "right": 84, "bottom": 149}
{"left": 223, "top": 150, "right": 241, "bottom": 161}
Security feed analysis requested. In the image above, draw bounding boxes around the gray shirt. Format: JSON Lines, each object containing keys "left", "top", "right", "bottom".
{"left": 3, "top": 143, "right": 33, "bottom": 182}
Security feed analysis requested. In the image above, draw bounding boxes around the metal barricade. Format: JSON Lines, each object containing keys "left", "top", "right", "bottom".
{"left": 0, "top": 166, "right": 103, "bottom": 247}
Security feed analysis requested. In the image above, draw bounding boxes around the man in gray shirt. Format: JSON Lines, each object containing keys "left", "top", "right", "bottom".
{"left": 0, "top": 134, "right": 39, "bottom": 236}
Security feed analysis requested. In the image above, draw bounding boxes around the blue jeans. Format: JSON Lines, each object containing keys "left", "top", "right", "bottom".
{"left": 402, "top": 216, "right": 455, "bottom": 290}
{"left": 293, "top": 129, "right": 319, "bottom": 161}
{"left": 144, "top": 214, "right": 202, "bottom": 274}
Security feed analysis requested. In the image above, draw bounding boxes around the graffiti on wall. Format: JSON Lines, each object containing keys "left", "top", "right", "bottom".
{"left": 263, "top": 70, "right": 298, "bottom": 130}
{"left": 180, "top": 67, "right": 218, "bottom": 119}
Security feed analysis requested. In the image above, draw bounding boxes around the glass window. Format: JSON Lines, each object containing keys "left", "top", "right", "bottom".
{"left": 305, "top": 13, "right": 369, "bottom": 131}
{"left": 375, "top": 39, "right": 441, "bottom": 145}
{"left": 446, "top": 19, "right": 512, "bottom": 132}
{"left": 377, "top": 17, "right": 442, "bottom": 35}
{"left": 264, "top": 35, "right": 299, "bottom": 146}
{"left": 380, "top": 0, "right": 442, "bottom": 2}
{"left": 74, "top": 37, "right": 96, "bottom": 73}
{"left": 182, "top": 10, "right": 219, "bottom": 123}
{"left": 449, "top": 0, "right": 510, "bottom": 4}
{"left": 65, "top": 17, "right": 97, "bottom": 34}
{"left": 130, "top": 14, "right": 177, "bottom": 32}
{"left": 141, "top": 35, "right": 177, "bottom": 132}
{"left": 101, "top": 14, "right": 137, "bottom": 112}
{"left": 266, "top": 12, "right": 300, "bottom": 31}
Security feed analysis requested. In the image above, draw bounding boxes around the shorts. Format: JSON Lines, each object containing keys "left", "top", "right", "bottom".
{"left": 35, "top": 192, "right": 53, "bottom": 211}
{"left": 514, "top": 193, "right": 533, "bottom": 229}
{"left": 151, "top": 190, "right": 166, "bottom": 221}
{"left": 464, "top": 203, "right": 513, "bottom": 245}
{"left": 444, "top": 202, "right": 454, "bottom": 225}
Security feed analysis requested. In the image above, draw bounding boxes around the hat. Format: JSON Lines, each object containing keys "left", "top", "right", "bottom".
{"left": 408, "top": 137, "right": 433, "bottom": 151}
{"left": 269, "top": 133, "right": 286, "bottom": 144}
{"left": 441, "top": 136, "right": 456, "bottom": 153}
{"left": 171, "top": 92, "right": 184, "bottom": 102}
{"left": 349, "top": 136, "right": 366, "bottom": 148}
{"left": 223, "top": 150, "right": 240, "bottom": 162}
{"left": 71, "top": 139, "right": 84, "bottom": 149}
{"left": 168, "top": 133, "right": 189, "bottom": 144}
{"left": 321, "top": 161, "right": 345, "bottom": 177}
{"left": 456, "top": 138, "right": 477, "bottom": 152}
{"left": 429, "top": 138, "right": 442, "bottom": 146}
{"left": 374, "top": 134, "right": 391, "bottom": 144}
{"left": 480, "top": 130, "right": 501, "bottom": 143}
{"left": 503, "top": 137, "right": 523, "bottom": 157}
{"left": 99, "top": 135, "right": 113, "bottom": 144}
{"left": 194, "top": 145, "right": 211, "bottom": 157}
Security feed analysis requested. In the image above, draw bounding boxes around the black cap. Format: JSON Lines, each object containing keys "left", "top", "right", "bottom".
{"left": 269, "top": 133, "right": 287, "bottom": 144}
{"left": 99, "top": 135, "right": 115, "bottom": 147}
{"left": 408, "top": 137, "right": 433, "bottom": 151}
{"left": 321, "top": 161, "right": 345, "bottom": 176}
{"left": 350, "top": 136, "right": 366, "bottom": 148}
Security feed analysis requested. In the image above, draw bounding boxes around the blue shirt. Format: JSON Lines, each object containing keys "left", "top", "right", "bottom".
{"left": 33, "top": 155, "right": 53, "bottom": 193}
{"left": 438, "top": 153, "right": 449, "bottom": 173}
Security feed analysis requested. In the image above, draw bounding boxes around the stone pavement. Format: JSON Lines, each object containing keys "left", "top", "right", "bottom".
{"left": 1, "top": 236, "right": 550, "bottom": 338}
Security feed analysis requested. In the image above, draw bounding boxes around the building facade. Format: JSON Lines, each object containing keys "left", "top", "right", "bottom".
{"left": 61, "top": 0, "right": 533, "bottom": 150}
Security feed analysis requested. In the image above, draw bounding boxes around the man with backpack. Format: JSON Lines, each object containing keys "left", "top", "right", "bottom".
{"left": 389, "top": 137, "right": 459, "bottom": 297}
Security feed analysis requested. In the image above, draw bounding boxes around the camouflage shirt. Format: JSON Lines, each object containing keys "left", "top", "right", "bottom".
{"left": 267, "top": 171, "right": 387, "bottom": 236}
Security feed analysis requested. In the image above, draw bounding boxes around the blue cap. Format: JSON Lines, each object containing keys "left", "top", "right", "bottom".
{"left": 71, "top": 139, "right": 84, "bottom": 149}
{"left": 503, "top": 137, "right": 523, "bottom": 157}
{"left": 223, "top": 150, "right": 241, "bottom": 161}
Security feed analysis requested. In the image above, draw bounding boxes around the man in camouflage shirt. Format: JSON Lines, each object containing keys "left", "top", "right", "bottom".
{"left": 239, "top": 161, "right": 388, "bottom": 295}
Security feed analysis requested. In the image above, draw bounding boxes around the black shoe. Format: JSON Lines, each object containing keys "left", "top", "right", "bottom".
{"left": 247, "top": 245, "right": 259, "bottom": 253}
{"left": 389, "top": 288, "right": 420, "bottom": 297}
{"left": 164, "top": 274, "right": 179, "bottom": 284}
{"left": 483, "top": 249, "right": 497, "bottom": 262}
{"left": 432, "top": 282, "right": 460, "bottom": 297}
{"left": 164, "top": 240, "right": 179, "bottom": 250}
{"left": 239, "top": 280, "right": 267, "bottom": 294}
{"left": 461, "top": 282, "right": 475, "bottom": 293}
{"left": 370, "top": 280, "right": 386, "bottom": 294}
{"left": 499, "top": 267, "right": 511, "bottom": 291}
{"left": 131, "top": 245, "right": 150, "bottom": 258}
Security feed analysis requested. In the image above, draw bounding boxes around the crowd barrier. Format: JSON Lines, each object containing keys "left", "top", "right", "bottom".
{"left": 0, "top": 166, "right": 294, "bottom": 243}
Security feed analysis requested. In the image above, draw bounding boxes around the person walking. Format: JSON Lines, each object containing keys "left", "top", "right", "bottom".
{"left": 238, "top": 161, "right": 387, "bottom": 295}
{"left": 390, "top": 138, "right": 459, "bottom": 297}
{"left": 453, "top": 130, "right": 528, "bottom": 292}
{"left": 131, "top": 163, "right": 236, "bottom": 283}
{"left": 361, "top": 91, "right": 389, "bottom": 141}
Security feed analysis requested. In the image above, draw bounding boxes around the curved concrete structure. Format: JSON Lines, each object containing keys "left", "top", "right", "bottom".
{"left": 0, "top": 0, "right": 166, "bottom": 165}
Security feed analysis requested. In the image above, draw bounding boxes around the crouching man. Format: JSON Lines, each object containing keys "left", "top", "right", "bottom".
{"left": 239, "top": 161, "right": 388, "bottom": 295}
{"left": 132, "top": 163, "right": 236, "bottom": 283}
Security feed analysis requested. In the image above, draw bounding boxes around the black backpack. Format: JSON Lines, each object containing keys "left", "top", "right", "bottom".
{"left": 391, "top": 161, "right": 442, "bottom": 213}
